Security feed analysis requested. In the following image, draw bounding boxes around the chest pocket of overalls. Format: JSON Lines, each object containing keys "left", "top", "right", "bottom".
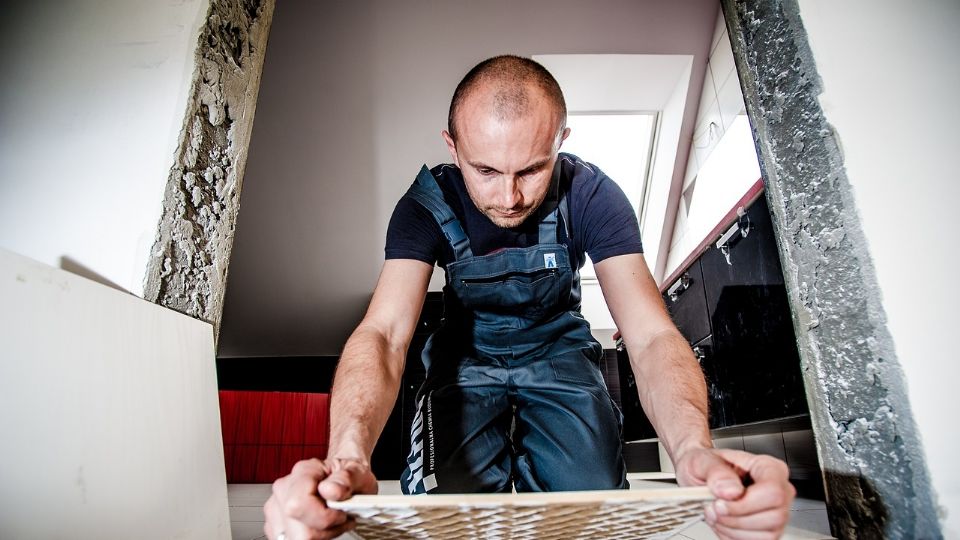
{"left": 448, "top": 247, "right": 571, "bottom": 318}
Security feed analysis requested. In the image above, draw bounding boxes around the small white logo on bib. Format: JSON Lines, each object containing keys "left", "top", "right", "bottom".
{"left": 544, "top": 253, "right": 557, "bottom": 269}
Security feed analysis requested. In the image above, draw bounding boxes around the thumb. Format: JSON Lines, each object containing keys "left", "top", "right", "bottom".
{"left": 317, "top": 460, "right": 376, "bottom": 502}
{"left": 699, "top": 451, "right": 746, "bottom": 500}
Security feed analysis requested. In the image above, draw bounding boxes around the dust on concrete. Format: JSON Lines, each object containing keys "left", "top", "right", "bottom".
{"left": 143, "top": 0, "right": 275, "bottom": 341}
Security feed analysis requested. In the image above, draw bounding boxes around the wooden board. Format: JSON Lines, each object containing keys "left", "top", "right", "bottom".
{"left": 329, "top": 487, "right": 713, "bottom": 539}
{"left": 0, "top": 249, "right": 231, "bottom": 539}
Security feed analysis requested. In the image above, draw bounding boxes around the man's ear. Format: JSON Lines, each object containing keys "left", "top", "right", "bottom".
{"left": 441, "top": 130, "right": 460, "bottom": 166}
{"left": 558, "top": 126, "right": 571, "bottom": 149}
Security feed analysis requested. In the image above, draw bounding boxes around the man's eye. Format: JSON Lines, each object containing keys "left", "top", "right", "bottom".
{"left": 477, "top": 168, "right": 495, "bottom": 176}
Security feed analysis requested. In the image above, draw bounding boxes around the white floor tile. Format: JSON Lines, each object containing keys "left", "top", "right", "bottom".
{"left": 228, "top": 483, "right": 272, "bottom": 506}
{"left": 791, "top": 497, "right": 827, "bottom": 511}
{"left": 789, "top": 510, "right": 833, "bottom": 536}
{"left": 672, "top": 519, "right": 833, "bottom": 540}
{"left": 782, "top": 523, "right": 833, "bottom": 539}
{"left": 230, "top": 505, "right": 267, "bottom": 522}
{"left": 230, "top": 520, "right": 266, "bottom": 540}
{"left": 229, "top": 483, "right": 273, "bottom": 496}
{"left": 677, "top": 520, "right": 718, "bottom": 539}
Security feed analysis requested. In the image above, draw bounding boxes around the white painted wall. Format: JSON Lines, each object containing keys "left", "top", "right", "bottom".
{"left": 0, "top": 248, "right": 230, "bottom": 538}
{"left": 797, "top": 1, "right": 960, "bottom": 535}
{"left": 644, "top": 61, "right": 695, "bottom": 283}
{"left": 664, "top": 9, "right": 761, "bottom": 280}
{"left": 218, "top": 0, "right": 720, "bottom": 357}
{"left": 0, "top": 0, "right": 209, "bottom": 296}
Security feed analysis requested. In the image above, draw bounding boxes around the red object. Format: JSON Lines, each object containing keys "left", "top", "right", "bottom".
{"left": 259, "top": 392, "right": 285, "bottom": 445}
{"left": 219, "top": 391, "right": 330, "bottom": 483}
{"left": 281, "top": 392, "right": 308, "bottom": 445}
{"left": 305, "top": 393, "right": 330, "bottom": 445}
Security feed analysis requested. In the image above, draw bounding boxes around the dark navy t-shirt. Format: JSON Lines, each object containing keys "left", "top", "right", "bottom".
{"left": 385, "top": 153, "right": 643, "bottom": 270}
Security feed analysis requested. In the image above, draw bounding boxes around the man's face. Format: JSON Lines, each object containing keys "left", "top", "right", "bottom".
{"left": 443, "top": 92, "right": 569, "bottom": 229}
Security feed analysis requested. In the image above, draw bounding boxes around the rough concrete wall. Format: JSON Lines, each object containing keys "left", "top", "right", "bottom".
{"left": 144, "top": 0, "right": 274, "bottom": 338}
{"left": 720, "top": 1, "right": 941, "bottom": 538}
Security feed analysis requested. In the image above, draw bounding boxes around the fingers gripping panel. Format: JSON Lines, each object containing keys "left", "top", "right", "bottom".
{"left": 329, "top": 488, "right": 712, "bottom": 539}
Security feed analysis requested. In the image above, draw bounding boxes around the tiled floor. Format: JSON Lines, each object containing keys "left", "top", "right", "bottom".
{"left": 229, "top": 476, "right": 833, "bottom": 540}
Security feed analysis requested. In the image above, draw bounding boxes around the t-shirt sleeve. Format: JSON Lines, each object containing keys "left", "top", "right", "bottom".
{"left": 384, "top": 194, "right": 444, "bottom": 265}
{"left": 575, "top": 168, "right": 644, "bottom": 264}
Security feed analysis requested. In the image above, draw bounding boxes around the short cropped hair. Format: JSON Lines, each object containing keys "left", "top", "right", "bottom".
{"left": 447, "top": 55, "right": 567, "bottom": 142}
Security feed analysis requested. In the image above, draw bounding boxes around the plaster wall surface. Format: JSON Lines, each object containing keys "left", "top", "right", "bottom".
{"left": 143, "top": 0, "right": 275, "bottom": 337}
{"left": 0, "top": 0, "right": 209, "bottom": 296}
{"left": 797, "top": 1, "right": 960, "bottom": 535}
{"left": 218, "top": 0, "right": 720, "bottom": 357}
{"left": 724, "top": 0, "right": 948, "bottom": 535}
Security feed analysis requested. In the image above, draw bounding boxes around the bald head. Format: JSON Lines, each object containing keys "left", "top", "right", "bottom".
{"left": 447, "top": 55, "right": 567, "bottom": 142}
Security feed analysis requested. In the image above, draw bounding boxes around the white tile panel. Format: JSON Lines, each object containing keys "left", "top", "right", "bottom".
{"left": 664, "top": 234, "right": 689, "bottom": 279}
{"left": 709, "top": 33, "right": 737, "bottom": 94}
{"left": 229, "top": 505, "right": 267, "bottom": 523}
{"left": 673, "top": 513, "right": 832, "bottom": 540}
{"left": 695, "top": 65, "right": 719, "bottom": 134}
{"left": 710, "top": 6, "right": 726, "bottom": 56}
{"left": 230, "top": 521, "right": 267, "bottom": 540}
{"left": 691, "top": 106, "right": 721, "bottom": 186}
{"left": 716, "top": 69, "right": 747, "bottom": 132}
{"left": 785, "top": 513, "right": 833, "bottom": 538}
{"left": 713, "top": 436, "right": 746, "bottom": 451}
{"left": 783, "top": 429, "right": 821, "bottom": 473}
{"left": 0, "top": 248, "right": 230, "bottom": 539}
{"left": 742, "top": 433, "right": 788, "bottom": 462}
{"left": 683, "top": 143, "right": 700, "bottom": 189}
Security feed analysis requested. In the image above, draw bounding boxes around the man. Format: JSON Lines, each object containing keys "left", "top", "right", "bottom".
{"left": 265, "top": 56, "right": 795, "bottom": 540}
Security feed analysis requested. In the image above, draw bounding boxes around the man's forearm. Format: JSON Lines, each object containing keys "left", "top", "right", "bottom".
{"left": 627, "top": 329, "right": 712, "bottom": 463}
{"left": 326, "top": 325, "right": 407, "bottom": 463}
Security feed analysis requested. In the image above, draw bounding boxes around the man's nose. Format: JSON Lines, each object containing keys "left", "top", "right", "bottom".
{"left": 499, "top": 177, "right": 521, "bottom": 209}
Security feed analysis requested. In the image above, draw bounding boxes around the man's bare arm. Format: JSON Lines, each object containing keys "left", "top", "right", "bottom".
{"left": 263, "top": 258, "right": 433, "bottom": 540}
{"left": 328, "top": 258, "right": 434, "bottom": 462}
{"left": 595, "top": 253, "right": 794, "bottom": 539}
{"left": 593, "top": 253, "right": 711, "bottom": 465}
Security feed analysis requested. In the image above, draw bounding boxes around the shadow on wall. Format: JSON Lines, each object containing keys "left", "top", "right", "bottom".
{"left": 216, "top": 0, "right": 383, "bottom": 358}
{"left": 59, "top": 256, "right": 130, "bottom": 295}
{"left": 823, "top": 472, "right": 888, "bottom": 539}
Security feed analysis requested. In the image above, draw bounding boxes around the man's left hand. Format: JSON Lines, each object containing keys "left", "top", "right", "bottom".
{"left": 674, "top": 448, "right": 796, "bottom": 540}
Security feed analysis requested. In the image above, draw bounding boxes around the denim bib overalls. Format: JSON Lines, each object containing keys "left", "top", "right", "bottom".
{"left": 399, "top": 164, "right": 627, "bottom": 494}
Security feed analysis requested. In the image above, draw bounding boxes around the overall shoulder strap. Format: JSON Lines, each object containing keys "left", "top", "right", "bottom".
{"left": 538, "top": 159, "right": 570, "bottom": 244}
{"left": 405, "top": 165, "right": 473, "bottom": 260}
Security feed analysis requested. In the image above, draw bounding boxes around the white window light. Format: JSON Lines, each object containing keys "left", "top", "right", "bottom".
{"left": 561, "top": 112, "right": 658, "bottom": 279}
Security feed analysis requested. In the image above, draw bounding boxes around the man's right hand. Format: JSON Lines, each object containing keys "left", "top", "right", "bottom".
{"left": 263, "top": 457, "right": 378, "bottom": 540}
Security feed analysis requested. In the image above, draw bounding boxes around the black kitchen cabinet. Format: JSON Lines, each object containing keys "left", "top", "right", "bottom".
{"left": 662, "top": 259, "right": 711, "bottom": 345}
{"left": 616, "top": 333, "right": 728, "bottom": 434}
{"left": 659, "top": 260, "right": 730, "bottom": 430}
{"left": 700, "top": 197, "right": 806, "bottom": 425}
{"left": 654, "top": 193, "right": 806, "bottom": 429}
{"left": 691, "top": 335, "right": 731, "bottom": 428}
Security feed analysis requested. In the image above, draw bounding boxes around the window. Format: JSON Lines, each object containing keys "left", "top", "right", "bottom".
{"left": 561, "top": 112, "right": 658, "bottom": 279}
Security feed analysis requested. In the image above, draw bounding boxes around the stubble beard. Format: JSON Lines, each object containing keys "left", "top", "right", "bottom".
{"left": 475, "top": 189, "right": 548, "bottom": 229}
{"left": 483, "top": 207, "right": 536, "bottom": 228}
